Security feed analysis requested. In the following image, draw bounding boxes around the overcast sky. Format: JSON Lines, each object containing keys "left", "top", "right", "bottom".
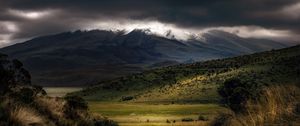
{"left": 0, "top": 0, "right": 300, "bottom": 47}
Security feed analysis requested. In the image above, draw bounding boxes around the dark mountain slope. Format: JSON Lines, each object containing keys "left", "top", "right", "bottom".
{"left": 0, "top": 29, "right": 288, "bottom": 86}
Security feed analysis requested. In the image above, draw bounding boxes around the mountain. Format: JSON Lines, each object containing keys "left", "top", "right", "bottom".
{"left": 0, "top": 29, "right": 288, "bottom": 86}
{"left": 74, "top": 45, "right": 300, "bottom": 102}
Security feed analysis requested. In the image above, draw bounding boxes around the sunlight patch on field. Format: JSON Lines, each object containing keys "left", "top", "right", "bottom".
{"left": 88, "top": 102, "right": 228, "bottom": 126}
{"left": 134, "top": 74, "right": 219, "bottom": 102}
{"left": 115, "top": 118, "right": 208, "bottom": 126}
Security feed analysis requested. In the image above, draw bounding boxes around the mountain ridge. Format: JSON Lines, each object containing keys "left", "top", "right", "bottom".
{"left": 0, "top": 29, "right": 289, "bottom": 86}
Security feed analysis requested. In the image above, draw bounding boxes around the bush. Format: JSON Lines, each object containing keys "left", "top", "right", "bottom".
{"left": 32, "top": 85, "right": 47, "bottom": 96}
{"left": 0, "top": 68, "right": 13, "bottom": 94}
{"left": 198, "top": 115, "right": 208, "bottom": 121}
{"left": 0, "top": 103, "right": 7, "bottom": 122}
{"left": 12, "top": 59, "right": 23, "bottom": 69}
{"left": 166, "top": 119, "right": 171, "bottom": 123}
{"left": 64, "top": 95, "right": 88, "bottom": 110}
{"left": 11, "top": 88, "right": 35, "bottom": 104}
{"left": 63, "top": 95, "right": 88, "bottom": 119}
{"left": 181, "top": 118, "right": 194, "bottom": 122}
{"left": 94, "top": 120, "right": 118, "bottom": 126}
{"left": 1, "top": 56, "right": 32, "bottom": 94}
{"left": 295, "top": 103, "right": 300, "bottom": 114}
{"left": 218, "top": 78, "right": 256, "bottom": 113}
{"left": 210, "top": 113, "right": 242, "bottom": 126}
{"left": 121, "top": 96, "right": 134, "bottom": 101}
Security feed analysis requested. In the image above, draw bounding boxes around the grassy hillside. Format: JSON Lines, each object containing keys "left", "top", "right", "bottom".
{"left": 75, "top": 45, "right": 300, "bottom": 103}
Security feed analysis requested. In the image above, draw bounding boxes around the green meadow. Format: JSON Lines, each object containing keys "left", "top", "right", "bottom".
{"left": 88, "top": 102, "right": 227, "bottom": 126}
{"left": 44, "top": 87, "right": 226, "bottom": 125}
{"left": 44, "top": 88, "right": 227, "bottom": 126}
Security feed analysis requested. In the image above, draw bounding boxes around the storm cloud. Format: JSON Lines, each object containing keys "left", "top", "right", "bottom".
{"left": 0, "top": 0, "right": 299, "bottom": 47}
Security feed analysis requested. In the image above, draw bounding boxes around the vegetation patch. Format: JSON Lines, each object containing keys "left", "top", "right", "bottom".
{"left": 181, "top": 118, "right": 194, "bottom": 122}
{"left": 0, "top": 53, "right": 118, "bottom": 126}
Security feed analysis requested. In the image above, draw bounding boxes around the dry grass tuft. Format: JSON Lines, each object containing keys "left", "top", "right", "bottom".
{"left": 8, "top": 105, "right": 47, "bottom": 126}
{"left": 35, "top": 96, "right": 66, "bottom": 118}
{"left": 243, "top": 84, "right": 299, "bottom": 125}
{"left": 211, "top": 84, "right": 300, "bottom": 126}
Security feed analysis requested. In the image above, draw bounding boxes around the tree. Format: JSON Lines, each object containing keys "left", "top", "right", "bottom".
{"left": 218, "top": 78, "right": 251, "bottom": 113}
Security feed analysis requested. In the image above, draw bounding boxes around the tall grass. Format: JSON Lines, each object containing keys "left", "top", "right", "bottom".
{"left": 211, "top": 84, "right": 300, "bottom": 126}
{"left": 1, "top": 95, "right": 118, "bottom": 126}
{"left": 8, "top": 105, "right": 48, "bottom": 126}
{"left": 243, "top": 84, "right": 299, "bottom": 125}
{"left": 35, "top": 96, "right": 66, "bottom": 119}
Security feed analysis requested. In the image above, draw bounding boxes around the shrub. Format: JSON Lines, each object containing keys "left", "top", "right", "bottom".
{"left": 32, "top": 85, "right": 47, "bottom": 96}
{"left": 198, "top": 115, "right": 208, "bottom": 121}
{"left": 64, "top": 95, "right": 88, "bottom": 110}
{"left": 11, "top": 88, "right": 35, "bottom": 104}
{"left": 121, "top": 96, "right": 134, "bottom": 101}
{"left": 210, "top": 113, "right": 242, "bottom": 126}
{"left": 296, "top": 103, "right": 300, "bottom": 114}
{"left": 0, "top": 103, "right": 7, "bottom": 122}
{"left": 0, "top": 68, "right": 13, "bottom": 94}
{"left": 63, "top": 95, "right": 88, "bottom": 119}
{"left": 94, "top": 119, "right": 118, "bottom": 126}
{"left": 218, "top": 78, "right": 260, "bottom": 113}
{"left": 166, "top": 119, "right": 171, "bottom": 123}
{"left": 12, "top": 59, "right": 23, "bottom": 69}
{"left": 181, "top": 118, "right": 194, "bottom": 122}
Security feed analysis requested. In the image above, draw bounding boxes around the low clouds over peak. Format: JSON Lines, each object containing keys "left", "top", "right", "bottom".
{"left": 0, "top": 0, "right": 299, "bottom": 47}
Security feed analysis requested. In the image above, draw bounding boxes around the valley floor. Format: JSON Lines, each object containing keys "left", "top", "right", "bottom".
{"left": 88, "top": 102, "right": 227, "bottom": 126}
{"left": 44, "top": 87, "right": 227, "bottom": 126}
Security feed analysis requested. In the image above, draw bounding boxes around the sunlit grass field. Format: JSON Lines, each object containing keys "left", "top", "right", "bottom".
{"left": 44, "top": 87, "right": 227, "bottom": 126}
{"left": 88, "top": 102, "right": 228, "bottom": 126}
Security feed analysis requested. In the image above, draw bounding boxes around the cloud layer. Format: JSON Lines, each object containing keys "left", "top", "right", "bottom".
{"left": 0, "top": 0, "right": 299, "bottom": 47}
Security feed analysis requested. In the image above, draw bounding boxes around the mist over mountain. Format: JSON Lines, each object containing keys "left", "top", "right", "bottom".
{"left": 0, "top": 29, "right": 288, "bottom": 86}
